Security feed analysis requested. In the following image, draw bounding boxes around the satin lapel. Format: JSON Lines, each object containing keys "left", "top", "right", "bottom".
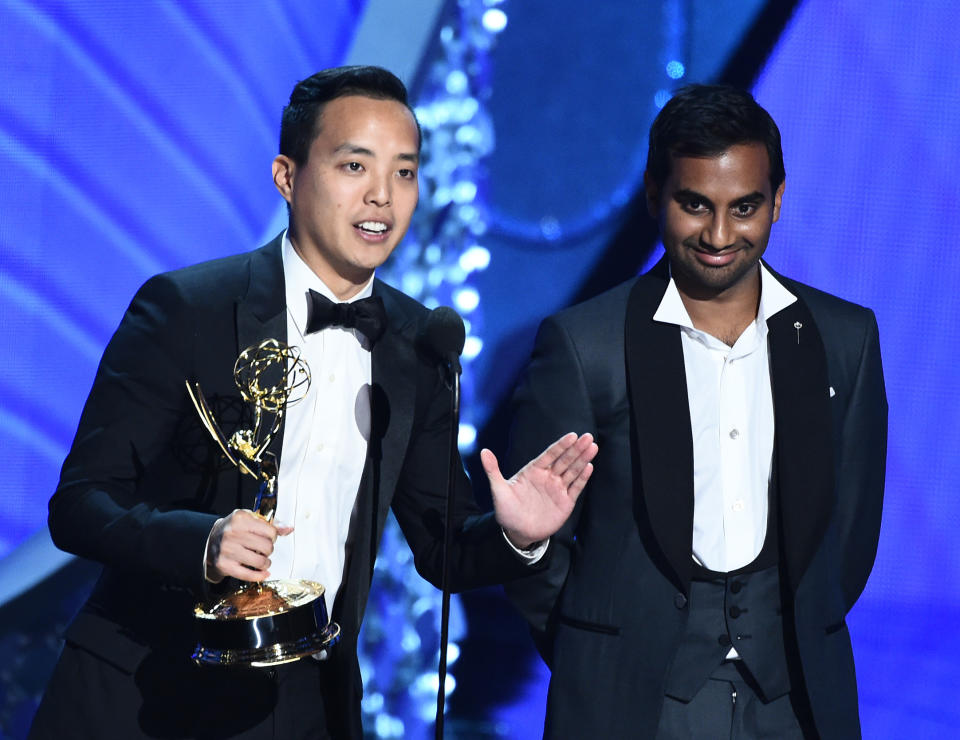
{"left": 367, "top": 281, "right": 419, "bottom": 549}
{"left": 625, "top": 261, "right": 695, "bottom": 594}
{"left": 767, "top": 294, "right": 834, "bottom": 591}
{"left": 234, "top": 237, "right": 288, "bottom": 506}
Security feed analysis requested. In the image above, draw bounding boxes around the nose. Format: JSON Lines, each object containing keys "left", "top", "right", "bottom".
{"left": 701, "top": 213, "right": 735, "bottom": 251}
{"left": 365, "top": 175, "right": 391, "bottom": 207}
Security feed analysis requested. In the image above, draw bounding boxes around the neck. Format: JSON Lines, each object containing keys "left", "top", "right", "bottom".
{"left": 289, "top": 236, "right": 371, "bottom": 301}
{"left": 676, "top": 270, "right": 761, "bottom": 347}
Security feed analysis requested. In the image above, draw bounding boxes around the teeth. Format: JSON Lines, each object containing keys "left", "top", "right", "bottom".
{"left": 357, "top": 221, "right": 388, "bottom": 233}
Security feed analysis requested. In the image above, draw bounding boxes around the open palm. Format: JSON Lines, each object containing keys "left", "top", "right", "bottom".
{"left": 482, "top": 432, "right": 597, "bottom": 550}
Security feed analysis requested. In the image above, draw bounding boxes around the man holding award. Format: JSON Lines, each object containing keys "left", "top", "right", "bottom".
{"left": 29, "top": 66, "right": 597, "bottom": 740}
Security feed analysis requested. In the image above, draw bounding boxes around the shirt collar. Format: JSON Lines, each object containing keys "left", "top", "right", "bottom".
{"left": 652, "top": 261, "right": 797, "bottom": 330}
{"left": 281, "top": 230, "right": 375, "bottom": 336}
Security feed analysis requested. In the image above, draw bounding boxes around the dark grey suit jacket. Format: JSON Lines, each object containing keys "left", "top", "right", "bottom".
{"left": 505, "top": 258, "right": 886, "bottom": 739}
{"left": 43, "top": 235, "right": 531, "bottom": 738}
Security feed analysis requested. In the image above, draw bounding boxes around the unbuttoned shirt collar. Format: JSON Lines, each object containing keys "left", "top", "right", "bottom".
{"left": 653, "top": 262, "right": 797, "bottom": 342}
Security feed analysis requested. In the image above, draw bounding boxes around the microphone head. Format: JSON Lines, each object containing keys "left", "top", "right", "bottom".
{"left": 418, "top": 306, "right": 466, "bottom": 361}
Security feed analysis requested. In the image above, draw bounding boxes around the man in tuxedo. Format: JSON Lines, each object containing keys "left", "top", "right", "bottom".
{"left": 505, "top": 85, "right": 886, "bottom": 739}
{"left": 29, "top": 66, "right": 597, "bottom": 740}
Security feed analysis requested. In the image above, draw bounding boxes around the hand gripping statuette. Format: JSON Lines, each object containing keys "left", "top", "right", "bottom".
{"left": 185, "top": 339, "right": 340, "bottom": 667}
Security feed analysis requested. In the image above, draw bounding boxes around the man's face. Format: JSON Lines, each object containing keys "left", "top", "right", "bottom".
{"left": 646, "top": 142, "right": 784, "bottom": 300}
{"left": 272, "top": 95, "right": 420, "bottom": 298}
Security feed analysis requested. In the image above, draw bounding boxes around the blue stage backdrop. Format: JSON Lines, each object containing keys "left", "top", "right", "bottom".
{"left": 2, "top": 1, "right": 960, "bottom": 738}
{"left": 0, "top": 0, "right": 361, "bottom": 560}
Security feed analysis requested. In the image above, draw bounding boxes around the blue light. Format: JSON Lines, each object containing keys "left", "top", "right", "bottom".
{"left": 666, "top": 60, "right": 685, "bottom": 79}
{"left": 459, "top": 245, "right": 491, "bottom": 272}
{"left": 482, "top": 8, "right": 508, "bottom": 33}
{"left": 539, "top": 216, "right": 562, "bottom": 240}
{"left": 453, "top": 181, "right": 478, "bottom": 203}
{"left": 654, "top": 88, "right": 672, "bottom": 108}
{"left": 425, "top": 244, "right": 442, "bottom": 264}
{"left": 445, "top": 70, "right": 469, "bottom": 95}
{"left": 458, "top": 424, "right": 477, "bottom": 450}
{"left": 454, "top": 286, "right": 480, "bottom": 312}
{"left": 463, "top": 336, "right": 483, "bottom": 359}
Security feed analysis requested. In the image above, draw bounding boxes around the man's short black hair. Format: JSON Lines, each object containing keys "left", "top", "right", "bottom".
{"left": 279, "top": 65, "right": 421, "bottom": 164}
{"left": 646, "top": 84, "right": 785, "bottom": 192}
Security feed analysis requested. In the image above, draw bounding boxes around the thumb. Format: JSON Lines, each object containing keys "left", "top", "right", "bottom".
{"left": 480, "top": 448, "right": 506, "bottom": 488}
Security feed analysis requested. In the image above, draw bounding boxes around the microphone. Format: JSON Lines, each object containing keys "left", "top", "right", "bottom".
{"left": 419, "top": 307, "right": 465, "bottom": 739}
{"left": 418, "top": 306, "right": 465, "bottom": 378}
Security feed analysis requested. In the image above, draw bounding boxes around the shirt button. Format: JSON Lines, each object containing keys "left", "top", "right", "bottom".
{"left": 732, "top": 499, "right": 745, "bottom": 512}
{"left": 328, "top": 374, "right": 336, "bottom": 383}
{"left": 304, "top": 511, "right": 312, "bottom": 519}
{"left": 729, "top": 428, "right": 740, "bottom": 439}
{"left": 315, "top": 442, "right": 325, "bottom": 453}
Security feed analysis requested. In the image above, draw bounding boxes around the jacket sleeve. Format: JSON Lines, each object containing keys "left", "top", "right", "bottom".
{"left": 48, "top": 273, "right": 218, "bottom": 596}
{"left": 834, "top": 309, "right": 887, "bottom": 610}
{"left": 389, "top": 345, "right": 541, "bottom": 592}
{"left": 502, "top": 316, "right": 598, "bottom": 656}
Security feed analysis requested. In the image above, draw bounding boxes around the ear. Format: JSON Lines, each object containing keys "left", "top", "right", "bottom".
{"left": 771, "top": 180, "right": 785, "bottom": 223}
{"left": 272, "top": 155, "right": 295, "bottom": 203}
{"left": 643, "top": 170, "right": 659, "bottom": 219}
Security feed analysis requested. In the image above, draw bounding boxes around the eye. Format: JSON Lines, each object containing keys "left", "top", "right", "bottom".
{"left": 398, "top": 168, "right": 416, "bottom": 180}
{"left": 683, "top": 198, "right": 708, "bottom": 214}
{"left": 344, "top": 161, "right": 364, "bottom": 173}
{"left": 733, "top": 202, "right": 758, "bottom": 217}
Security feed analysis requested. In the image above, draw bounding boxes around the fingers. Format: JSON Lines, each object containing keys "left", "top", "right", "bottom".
{"left": 480, "top": 448, "right": 506, "bottom": 488}
{"left": 565, "top": 461, "right": 595, "bottom": 502}
{"left": 207, "top": 509, "right": 289, "bottom": 582}
{"left": 558, "top": 437, "right": 598, "bottom": 487}
{"left": 531, "top": 432, "right": 579, "bottom": 468}
{"left": 540, "top": 433, "right": 596, "bottom": 479}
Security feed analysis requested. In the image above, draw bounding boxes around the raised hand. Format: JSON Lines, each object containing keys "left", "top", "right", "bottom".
{"left": 204, "top": 509, "right": 294, "bottom": 583}
{"left": 482, "top": 432, "right": 597, "bottom": 550}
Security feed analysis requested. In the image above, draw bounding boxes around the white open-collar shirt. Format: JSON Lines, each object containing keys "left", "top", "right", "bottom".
{"left": 653, "top": 263, "right": 797, "bottom": 573}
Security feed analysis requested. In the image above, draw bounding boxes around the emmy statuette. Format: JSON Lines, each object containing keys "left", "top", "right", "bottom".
{"left": 185, "top": 339, "right": 340, "bottom": 667}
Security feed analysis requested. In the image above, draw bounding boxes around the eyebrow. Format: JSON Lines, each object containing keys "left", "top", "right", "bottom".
{"left": 334, "top": 143, "right": 419, "bottom": 164}
{"left": 673, "top": 188, "right": 766, "bottom": 207}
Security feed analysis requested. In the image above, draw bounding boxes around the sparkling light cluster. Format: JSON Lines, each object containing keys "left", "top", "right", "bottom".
{"left": 359, "top": 1, "right": 508, "bottom": 736}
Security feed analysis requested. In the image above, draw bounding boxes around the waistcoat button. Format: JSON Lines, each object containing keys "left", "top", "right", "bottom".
{"left": 674, "top": 593, "right": 688, "bottom": 609}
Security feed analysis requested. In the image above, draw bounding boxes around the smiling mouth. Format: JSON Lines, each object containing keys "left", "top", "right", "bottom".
{"left": 355, "top": 220, "right": 390, "bottom": 235}
{"left": 692, "top": 246, "right": 741, "bottom": 266}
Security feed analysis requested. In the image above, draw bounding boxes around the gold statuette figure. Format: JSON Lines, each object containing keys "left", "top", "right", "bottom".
{"left": 186, "top": 339, "right": 340, "bottom": 667}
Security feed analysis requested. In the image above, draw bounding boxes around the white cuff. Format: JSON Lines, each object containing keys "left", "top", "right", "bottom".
{"left": 501, "top": 529, "right": 549, "bottom": 564}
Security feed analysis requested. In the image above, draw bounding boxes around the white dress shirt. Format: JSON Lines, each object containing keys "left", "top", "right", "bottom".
{"left": 270, "top": 232, "right": 374, "bottom": 615}
{"left": 653, "top": 264, "right": 796, "bottom": 573}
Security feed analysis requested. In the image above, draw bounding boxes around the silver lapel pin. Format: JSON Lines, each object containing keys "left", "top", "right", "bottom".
{"left": 794, "top": 321, "right": 802, "bottom": 344}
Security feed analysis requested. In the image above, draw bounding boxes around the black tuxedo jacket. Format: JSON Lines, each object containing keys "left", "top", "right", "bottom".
{"left": 505, "top": 259, "right": 886, "bottom": 739}
{"left": 44, "top": 236, "right": 531, "bottom": 738}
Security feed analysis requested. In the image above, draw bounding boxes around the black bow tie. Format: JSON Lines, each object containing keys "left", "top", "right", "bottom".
{"left": 305, "top": 290, "right": 387, "bottom": 346}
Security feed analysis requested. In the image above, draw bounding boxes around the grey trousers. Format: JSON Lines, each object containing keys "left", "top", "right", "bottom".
{"left": 656, "top": 661, "right": 811, "bottom": 740}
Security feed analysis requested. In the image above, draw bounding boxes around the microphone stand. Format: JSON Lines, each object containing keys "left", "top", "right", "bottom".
{"left": 435, "top": 361, "right": 460, "bottom": 740}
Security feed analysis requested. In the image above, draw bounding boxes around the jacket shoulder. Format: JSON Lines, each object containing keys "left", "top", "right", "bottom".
{"left": 548, "top": 278, "right": 636, "bottom": 333}
{"left": 778, "top": 274, "right": 874, "bottom": 320}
